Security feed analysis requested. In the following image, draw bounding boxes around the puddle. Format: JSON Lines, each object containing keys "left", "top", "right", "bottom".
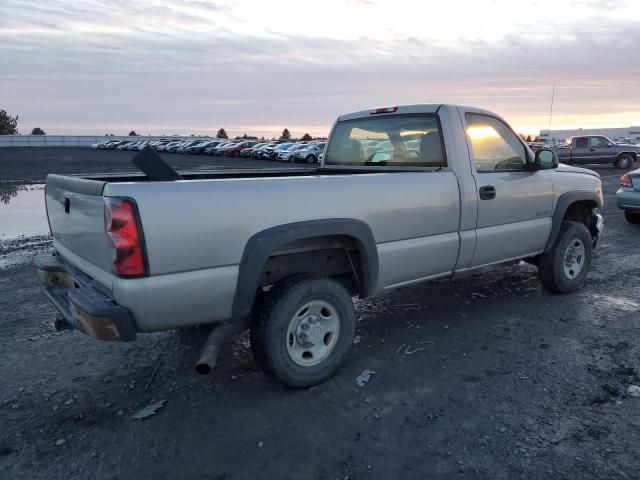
{"left": 0, "top": 183, "right": 49, "bottom": 239}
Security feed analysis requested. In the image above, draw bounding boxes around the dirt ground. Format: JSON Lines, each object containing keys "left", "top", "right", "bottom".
{"left": 1, "top": 150, "right": 640, "bottom": 479}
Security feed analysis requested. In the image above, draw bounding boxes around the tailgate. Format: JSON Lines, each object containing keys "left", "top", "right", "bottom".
{"left": 45, "top": 174, "right": 112, "bottom": 272}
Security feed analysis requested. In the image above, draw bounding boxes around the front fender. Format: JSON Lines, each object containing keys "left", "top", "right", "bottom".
{"left": 544, "top": 191, "right": 603, "bottom": 252}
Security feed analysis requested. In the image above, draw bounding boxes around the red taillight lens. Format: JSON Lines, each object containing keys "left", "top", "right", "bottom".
{"left": 104, "top": 198, "right": 147, "bottom": 278}
{"left": 620, "top": 173, "right": 632, "bottom": 187}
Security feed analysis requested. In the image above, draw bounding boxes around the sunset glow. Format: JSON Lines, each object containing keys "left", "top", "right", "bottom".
{"left": 2, "top": 0, "right": 639, "bottom": 137}
{"left": 467, "top": 126, "right": 500, "bottom": 140}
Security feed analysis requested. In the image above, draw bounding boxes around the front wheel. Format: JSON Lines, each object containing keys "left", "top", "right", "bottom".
{"left": 538, "top": 221, "right": 592, "bottom": 293}
{"left": 625, "top": 211, "right": 640, "bottom": 224}
{"left": 250, "top": 276, "right": 356, "bottom": 388}
{"left": 306, "top": 154, "right": 316, "bottom": 164}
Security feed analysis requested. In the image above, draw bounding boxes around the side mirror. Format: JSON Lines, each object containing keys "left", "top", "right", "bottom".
{"left": 533, "top": 149, "right": 558, "bottom": 170}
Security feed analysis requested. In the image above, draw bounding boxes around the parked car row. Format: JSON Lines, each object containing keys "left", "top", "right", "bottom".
{"left": 91, "top": 138, "right": 326, "bottom": 163}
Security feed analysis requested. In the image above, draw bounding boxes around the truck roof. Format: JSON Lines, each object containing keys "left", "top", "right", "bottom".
{"left": 567, "top": 135, "right": 611, "bottom": 139}
{"left": 337, "top": 104, "right": 499, "bottom": 122}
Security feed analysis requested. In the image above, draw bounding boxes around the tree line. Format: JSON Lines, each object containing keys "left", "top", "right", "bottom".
{"left": 0, "top": 109, "right": 46, "bottom": 135}
{"left": 217, "top": 127, "right": 320, "bottom": 141}
{"left": 1, "top": 109, "right": 323, "bottom": 140}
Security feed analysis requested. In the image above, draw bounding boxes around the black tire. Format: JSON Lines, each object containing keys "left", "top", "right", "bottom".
{"left": 624, "top": 211, "right": 640, "bottom": 224}
{"left": 616, "top": 154, "right": 634, "bottom": 169}
{"left": 306, "top": 155, "right": 315, "bottom": 164}
{"left": 538, "top": 221, "right": 592, "bottom": 293}
{"left": 250, "top": 276, "right": 356, "bottom": 388}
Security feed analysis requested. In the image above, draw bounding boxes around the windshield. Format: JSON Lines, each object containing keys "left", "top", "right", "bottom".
{"left": 325, "top": 114, "right": 445, "bottom": 167}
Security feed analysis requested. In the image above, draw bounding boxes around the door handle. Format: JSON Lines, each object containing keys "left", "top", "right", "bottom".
{"left": 479, "top": 186, "right": 496, "bottom": 200}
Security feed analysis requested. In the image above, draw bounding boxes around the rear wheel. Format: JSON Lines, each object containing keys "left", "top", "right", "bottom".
{"left": 250, "top": 276, "right": 356, "bottom": 388}
{"left": 616, "top": 154, "right": 634, "bottom": 169}
{"left": 624, "top": 211, "right": 640, "bottom": 224}
{"left": 538, "top": 221, "right": 592, "bottom": 293}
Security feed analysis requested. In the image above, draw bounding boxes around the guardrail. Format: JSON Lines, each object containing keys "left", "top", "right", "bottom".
{"left": 0, "top": 135, "right": 211, "bottom": 148}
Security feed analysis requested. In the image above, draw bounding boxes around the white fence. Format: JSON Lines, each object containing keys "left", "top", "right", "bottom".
{"left": 0, "top": 135, "right": 210, "bottom": 148}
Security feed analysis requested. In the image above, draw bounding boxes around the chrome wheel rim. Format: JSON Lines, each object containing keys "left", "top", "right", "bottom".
{"left": 620, "top": 157, "right": 631, "bottom": 168}
{"left": 286, "top": 300, "right": 340, "bottom": 366}
{"left": 563, "top": 238, "right": 586, "bottom": 279}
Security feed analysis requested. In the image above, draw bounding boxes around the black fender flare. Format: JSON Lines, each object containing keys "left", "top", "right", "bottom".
{"left": 544, "top": 191, "right": 602, "bottom": 252}
{"left": 231, "top": 219, "right": 379, "bottom": 319}
{"left": 617, "top": 151, "right": 638, "bottom": 161}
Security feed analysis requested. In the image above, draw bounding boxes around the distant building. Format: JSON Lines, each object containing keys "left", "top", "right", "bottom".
{"left": 539, "top": 127, "right": 640, "bottom": 144}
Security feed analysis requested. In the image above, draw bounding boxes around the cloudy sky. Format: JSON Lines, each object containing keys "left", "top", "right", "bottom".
{"left": 2, "top": 0, "right": 639, "bottom": 137}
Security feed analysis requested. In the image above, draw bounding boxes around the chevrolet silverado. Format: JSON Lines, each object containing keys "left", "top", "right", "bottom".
{"left": 36, "top": 104, "right": 604, "bottom": 388}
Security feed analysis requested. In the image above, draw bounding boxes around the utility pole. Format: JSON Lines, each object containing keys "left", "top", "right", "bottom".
{"left": 548, "top": 83, "right": 556, "bottom": 131}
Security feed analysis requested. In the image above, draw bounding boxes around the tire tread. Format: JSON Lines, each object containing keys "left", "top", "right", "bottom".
{"left": 538, "top": 221, "right": 592, "bottom": 293}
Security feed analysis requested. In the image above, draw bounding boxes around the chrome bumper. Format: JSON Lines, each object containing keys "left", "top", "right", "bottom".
{"left": 593, "top": 213, "right": 604, "bottom": 248}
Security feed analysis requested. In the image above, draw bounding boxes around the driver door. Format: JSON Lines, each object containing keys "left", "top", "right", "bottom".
{"left": 463, "top": 112, "right": 554, "bottom": 267}
{"left": 588, "top": 136, "right": 612, "bottom": 163}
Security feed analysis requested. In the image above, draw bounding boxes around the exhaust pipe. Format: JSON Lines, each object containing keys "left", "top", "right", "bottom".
{"left": 195, "top": 319, "right": 251, "bottom": 375}
{"left": 54, "top": 315, "right": 71, "bottom": 332}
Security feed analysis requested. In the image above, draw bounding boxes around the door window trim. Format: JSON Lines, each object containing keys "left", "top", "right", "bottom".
{"left": 464, "top": 112, "right": 533, "bottom": 174}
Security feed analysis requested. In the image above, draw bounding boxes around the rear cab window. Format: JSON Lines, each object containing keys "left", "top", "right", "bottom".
{"left": 325, "top": 114, "right": 446, "bottom": 168}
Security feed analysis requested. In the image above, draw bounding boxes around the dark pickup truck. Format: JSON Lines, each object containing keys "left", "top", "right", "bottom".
{"left": 554, "top": 135, "right": 640, "bottom": 169}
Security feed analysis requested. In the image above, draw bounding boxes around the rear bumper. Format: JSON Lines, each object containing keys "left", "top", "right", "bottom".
{"left": 35, "top": 254, "right": 136, "bottom": 341}
{"left": 616, "top": 188, "right": 640, "bottom": 211}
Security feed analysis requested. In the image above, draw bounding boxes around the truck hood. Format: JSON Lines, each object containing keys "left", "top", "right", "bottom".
{"left": 556, "top": 163, "right": 600, "bottom": 178}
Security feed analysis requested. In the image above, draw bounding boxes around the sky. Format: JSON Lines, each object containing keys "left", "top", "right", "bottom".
{"left": 1, "top": 0, "right": 640, "bottom": 137}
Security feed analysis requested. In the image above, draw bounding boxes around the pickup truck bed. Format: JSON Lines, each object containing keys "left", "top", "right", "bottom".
{"left": 44, "top": 166, "right": 462, "bottom": 331}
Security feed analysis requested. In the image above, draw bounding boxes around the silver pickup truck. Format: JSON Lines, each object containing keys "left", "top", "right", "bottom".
{"left": 36, "top": 104, "right": 604, "bottom": 388}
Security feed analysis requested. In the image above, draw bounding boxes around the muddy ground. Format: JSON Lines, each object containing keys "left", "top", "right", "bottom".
{"left": 1, "top": 150, "right": 640, "bottom": 479}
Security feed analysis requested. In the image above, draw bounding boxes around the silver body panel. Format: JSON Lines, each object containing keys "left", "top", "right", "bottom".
{"left": 44, "top": 104, "right": 603, "bottom": 332}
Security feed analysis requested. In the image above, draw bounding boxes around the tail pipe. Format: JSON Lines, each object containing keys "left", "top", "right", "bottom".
{"left": 195, "top": 319, "right": 251, "bottom": 375}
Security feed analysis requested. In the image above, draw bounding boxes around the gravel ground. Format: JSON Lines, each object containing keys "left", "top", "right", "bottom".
{"left": 1, "top": 151, "right": 640, "bottom": 479}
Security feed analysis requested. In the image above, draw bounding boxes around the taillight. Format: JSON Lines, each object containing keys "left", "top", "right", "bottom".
{"left": 620, "top": 173, "right": 632, "bottom": 187}
{"left": 104, "top": 197, "right": 148, "bottom": 278}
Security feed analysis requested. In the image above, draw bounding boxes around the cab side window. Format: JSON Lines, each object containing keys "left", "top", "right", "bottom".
{"left": 575, "top": 138, "right": 588, "bottom": 148}
{"left": 589, "top": 137, "right": 609, "bottom": 148}
{"left": 465, "top": 114, "right": 526, "bottom": 172}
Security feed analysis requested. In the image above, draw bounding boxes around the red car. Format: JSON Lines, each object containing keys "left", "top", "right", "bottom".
{"left": 225, "top": 141, "right": 256, "bottom": 157}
